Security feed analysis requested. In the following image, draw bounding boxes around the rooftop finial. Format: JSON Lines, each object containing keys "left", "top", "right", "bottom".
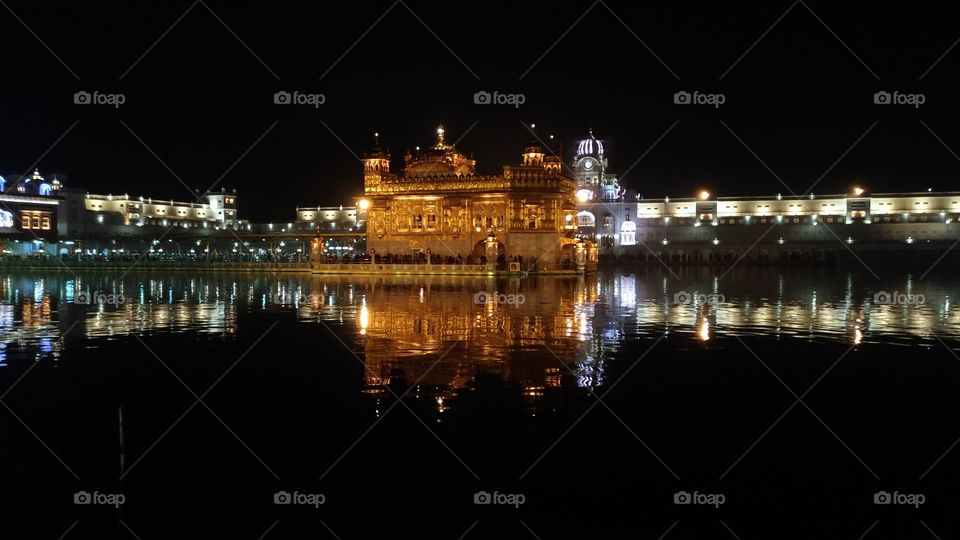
{"left": 374, "top": 131, "right": 379, "bottom": 146}
{"left": 436, "top": 124, "right": 446, "bottom": 147}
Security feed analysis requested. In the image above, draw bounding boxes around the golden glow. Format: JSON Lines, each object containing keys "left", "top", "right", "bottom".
{"left": 853, "top": 187, "right": 865, "bottom": 196}
{"left": 699, "top": 190, "right": 711, "bottom": 200}
{"left": 576, "top": 189, "right": 592, "bottom": 203}
{"left": 357, "top": 198, "right": 371, "bottom": 210}
{"left": 698, "top": 319, "right": 710, "bottom": 341}
{"left": 359, "top": 305, "right": 369, "bottom": 335}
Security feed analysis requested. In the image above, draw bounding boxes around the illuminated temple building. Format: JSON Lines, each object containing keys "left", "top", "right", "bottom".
{"left": 361, "top": 126, "right": 581, "bottom": 267}
{"left": 2, "top": 128, "right": 960, "bottom": 266}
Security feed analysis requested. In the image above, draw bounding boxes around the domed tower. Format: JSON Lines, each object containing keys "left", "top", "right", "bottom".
{"left": 543, "top": 134, "right": 562, "bottom": 174}
{"left": 522, "top": 138, "right": 544, "bottom": 167}
{"left": 573, "top": 129, "right": 619, "bottom": 202}
{"left": 363, "top": 132, "right": 391, "bottom": 193}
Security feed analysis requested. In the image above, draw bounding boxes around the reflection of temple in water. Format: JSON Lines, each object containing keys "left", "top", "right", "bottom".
{"left": 354, "top": 276, "right": 599, "bottom": 408}
{"left": 1, "top": 269, "right": 959, "bottom": 395}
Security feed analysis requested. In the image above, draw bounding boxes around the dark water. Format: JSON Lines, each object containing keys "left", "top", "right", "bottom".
{"left": 1, "top": 267, "right": 959, "bottom": 539}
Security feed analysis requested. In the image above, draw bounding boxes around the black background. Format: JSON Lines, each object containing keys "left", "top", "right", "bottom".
{"left": 2, "top": 1, "right": 959, "bottom": 221}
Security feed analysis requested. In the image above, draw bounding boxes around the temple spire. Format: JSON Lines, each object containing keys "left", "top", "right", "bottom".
{"left": 435, "top": 124, "right": 446, "bottom": 148}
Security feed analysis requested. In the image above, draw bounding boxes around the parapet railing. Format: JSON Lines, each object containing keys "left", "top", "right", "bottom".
{"left": 0, "top": 258, "right": 579, "bottom": 273}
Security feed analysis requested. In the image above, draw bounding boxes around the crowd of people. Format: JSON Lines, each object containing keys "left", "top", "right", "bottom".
{"left": 2, "top": 250, "right": 572, "bottom": 270}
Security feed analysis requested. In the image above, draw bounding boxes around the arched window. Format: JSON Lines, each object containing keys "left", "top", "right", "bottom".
{"left": 0, "top": 176, "right": 5, "bottom": 192}
{"left": 577, "top": 211, "right": 595, "bottom": 227}
{"left": 39, "top": 183, "right": 52, "bottom": 196}
{"left": 620, "top": 220, "right": 636, "bottom": 246}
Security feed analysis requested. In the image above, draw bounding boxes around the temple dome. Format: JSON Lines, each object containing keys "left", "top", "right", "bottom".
{"left": 576, "top": 129, "right": 604, "bottom": 157}
{"left": 403, "top": 124, "right": 476, "bottom": 177}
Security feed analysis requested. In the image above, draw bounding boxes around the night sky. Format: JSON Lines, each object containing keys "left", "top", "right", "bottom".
{"left": 2, "top": 1, "right": 959, "bottom": 222}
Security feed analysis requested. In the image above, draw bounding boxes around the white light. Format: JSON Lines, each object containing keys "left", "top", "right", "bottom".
{"left": 661, "top": 239, "right": 669, "bottom": 245}
{"left": 906, "top": 236, "right": 914, "bottom": 244}
{"left": 777, "top": 237, "right": 785, "bottom": 245}
{"left": 712, "top": 238, "right": 720, "bottom": 245}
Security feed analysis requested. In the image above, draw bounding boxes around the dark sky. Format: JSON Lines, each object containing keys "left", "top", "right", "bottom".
{"left": 2, "top": 1, "right": 959, "bottom": 221}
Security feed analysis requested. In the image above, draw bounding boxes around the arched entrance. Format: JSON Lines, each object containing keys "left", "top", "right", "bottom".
{"left": 472, "top": 239, "right": 504, "bottom": 261}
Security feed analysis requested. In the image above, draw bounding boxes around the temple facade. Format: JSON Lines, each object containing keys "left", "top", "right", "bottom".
{"left": 361, "top": 125, "right": 581, "bottom": 268}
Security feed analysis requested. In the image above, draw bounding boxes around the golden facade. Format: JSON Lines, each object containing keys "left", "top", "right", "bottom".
{"left": 362, "top": 126, "right": 578, "bottom": 266}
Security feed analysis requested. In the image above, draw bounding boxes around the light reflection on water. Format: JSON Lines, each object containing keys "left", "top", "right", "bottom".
{"left": 0, "top": 269, "right": 956, "bottom": 384}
